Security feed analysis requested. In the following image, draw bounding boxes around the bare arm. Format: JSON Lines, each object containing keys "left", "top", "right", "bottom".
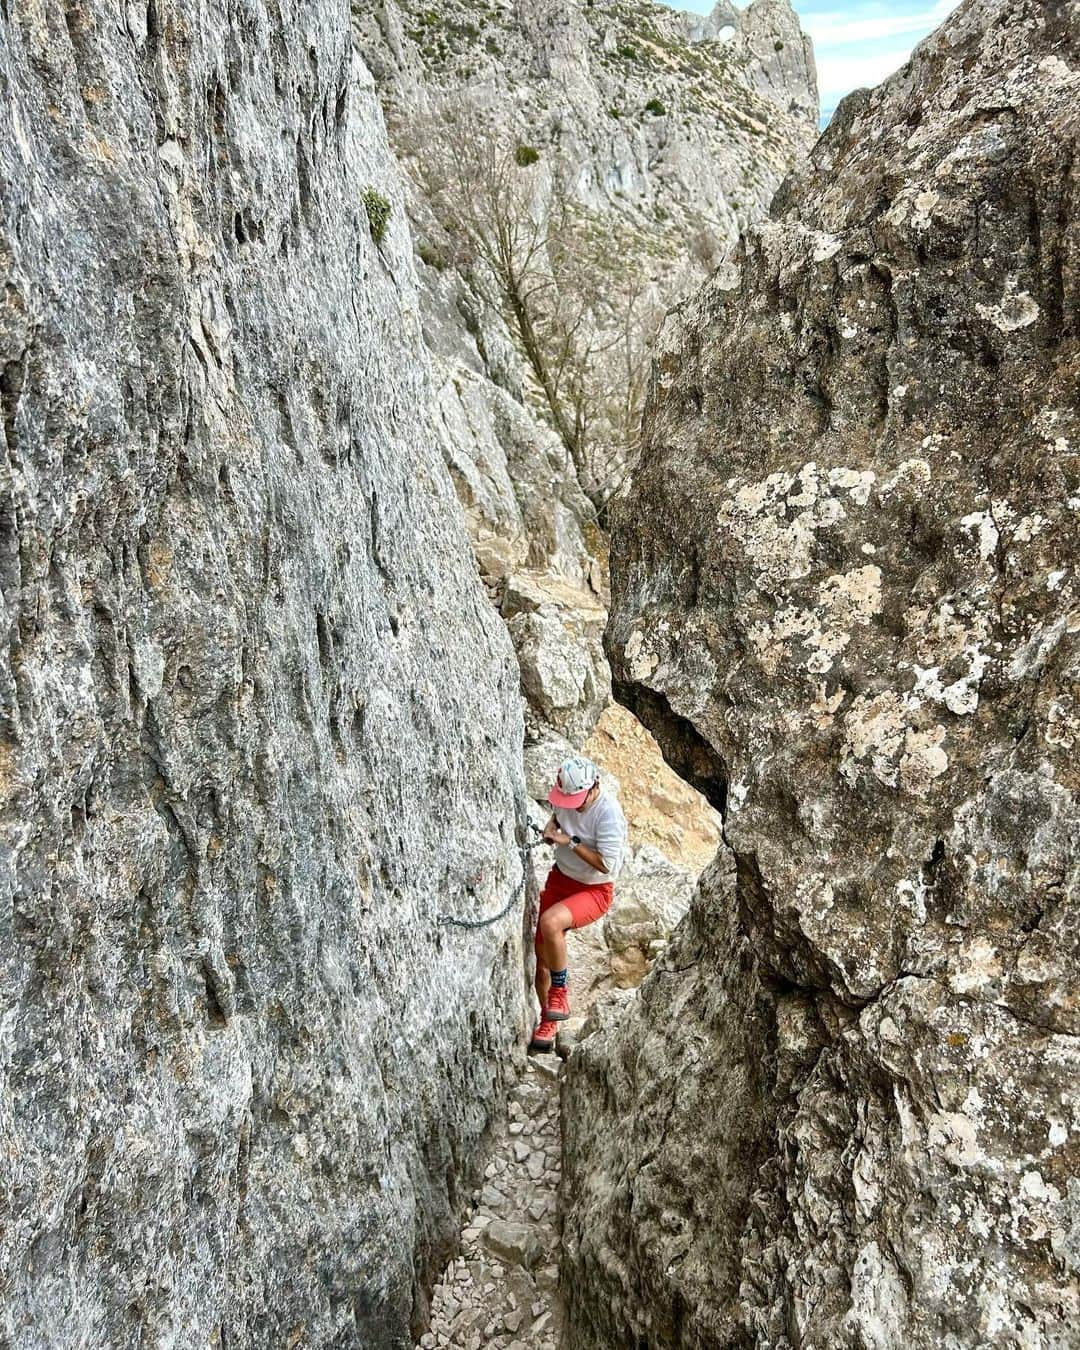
{"left": 571, "top": 841, "right": 607, "bottom": 873}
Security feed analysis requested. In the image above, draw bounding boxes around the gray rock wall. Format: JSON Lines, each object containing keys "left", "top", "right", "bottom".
{"left": 564, "top": 0, "right": 1080, "bottom": 1344}
{"left": 0, "top": 2, "right": 527, "bottom": 1346}
{"left": 353, "top": 0, "right": 820, "bottom": 768}
{"left": 683, "top": 0, "right": 818, "bottom": 126}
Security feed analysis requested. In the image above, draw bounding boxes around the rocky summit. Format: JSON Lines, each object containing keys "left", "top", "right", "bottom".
{"left": 569, "top": 0, "right": 1080, "bottom": 1345}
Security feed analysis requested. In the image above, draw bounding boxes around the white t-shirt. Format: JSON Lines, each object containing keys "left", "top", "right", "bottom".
{"left": 553, "top": 788, "right": 627, "bottom": 884}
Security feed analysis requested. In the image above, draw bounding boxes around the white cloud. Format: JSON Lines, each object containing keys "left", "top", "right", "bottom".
{"left": 816, "top": 44, "right": 922, "bottom": 101}
{"left": 806, "top": 6, "right": 951, "bottom": 47}
{"left": 812, "top": 0, "right": 960, "bottom": 105}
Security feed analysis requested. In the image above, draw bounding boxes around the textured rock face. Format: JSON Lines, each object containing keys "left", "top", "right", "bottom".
{"left": 0, "top": 3, "right": 527, "bottom": 1346}
{"left": 354, "top": 0, "right": 819, "bottom": 758}
{"left": 562, "top": 854, "right": 775, "bottom": 1346}
{"left": 566, "top": 0, "right": 1080, "bottom": 1345}
{"left": 681, "top": 0, "right": 817, "bottom": 125}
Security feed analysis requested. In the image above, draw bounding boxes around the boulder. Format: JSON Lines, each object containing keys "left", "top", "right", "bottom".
{"left": 483, "top": 1219, "right": 544, "bottom": 1271}
{"left": 505, "top": 574, "right": 611, "bottom": 745}
{"left": 603, "top": 846, "right": 696, "bottom": 956}
{"left": 565, "top": 0, "right": 1080, "bottom": 1344}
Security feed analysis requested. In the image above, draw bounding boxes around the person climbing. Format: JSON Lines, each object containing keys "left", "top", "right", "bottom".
{"left": 530, "top": 754, "right": 627, "bottom": 1053}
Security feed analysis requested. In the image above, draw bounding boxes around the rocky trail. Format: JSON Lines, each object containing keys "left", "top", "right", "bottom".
{"left": 417, "top": 1055, "right": 566, "bottom": 1350}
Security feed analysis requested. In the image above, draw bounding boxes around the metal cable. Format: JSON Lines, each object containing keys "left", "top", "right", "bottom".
{"left": 437, "top": 822, "right": 546, "bottom": 930}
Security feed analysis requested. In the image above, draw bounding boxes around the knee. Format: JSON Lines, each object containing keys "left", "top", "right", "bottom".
{"left": 539, "top": 911, "right": 566, "bottom": 942}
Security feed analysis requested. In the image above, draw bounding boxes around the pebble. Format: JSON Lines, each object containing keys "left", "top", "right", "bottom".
{"left": 413, "top": 1057, "right": 565, "bottom": 1348}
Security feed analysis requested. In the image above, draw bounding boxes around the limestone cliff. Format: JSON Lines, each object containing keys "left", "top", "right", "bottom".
{"left": 679, "top": 0, "right": 817, "bottom": 122}
{"left": 0, "top": 1, "right": 528, "bottom": 1345}
{"left": 354, "top": 0, "right": 818, "bottom": 784}
{"left": 358, "top": 0, "right": 818, "bottom": 246}
{"left": 564, "top": 0, "right": 1080, "bottom": 1344}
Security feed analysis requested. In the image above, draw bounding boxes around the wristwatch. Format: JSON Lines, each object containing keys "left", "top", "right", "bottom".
{"left": 570, "top": 835, "right": 581, "bottom": 846}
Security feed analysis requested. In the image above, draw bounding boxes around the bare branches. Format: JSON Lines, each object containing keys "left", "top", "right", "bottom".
{"left": 400, "top": 100, "right": 665, "bottom": 510}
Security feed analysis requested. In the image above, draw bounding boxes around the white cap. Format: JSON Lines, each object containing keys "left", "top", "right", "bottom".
{"left": 548, "top": 755, "right": 599, "bottom": 808}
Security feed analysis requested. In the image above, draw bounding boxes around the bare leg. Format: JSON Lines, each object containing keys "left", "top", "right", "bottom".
{"left": 534, "top": 955, "right": 551, "bottom": 1014}
{"left": 538, "top": 903, "right": 574, "bottom": 975}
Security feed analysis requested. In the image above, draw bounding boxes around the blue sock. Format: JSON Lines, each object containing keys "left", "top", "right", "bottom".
{"left": 550, "top": 968, "right": 568, "bottom": 988}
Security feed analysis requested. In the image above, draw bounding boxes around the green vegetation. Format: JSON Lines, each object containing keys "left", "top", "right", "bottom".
{"left": 643, "top": 98, "right": 666, "bottom": 116}
{"left": 514, "top": 144, "right": 540, "bottom": 166}
{"left": 416, "top": 240, "right": 448, "bottom": 270}
{"left": 361, "top": 186, "right": 392, "bottom": 244}
{"left": 617, "top": 43, "right": 638, "bottom": 59}
{"left": 774, "top": 39, "right": 784, "bottom": 51}
{"left": 409, "top": 9, "right": 481, "bottom": 52}
{"left": 607, "top": 105, "right": 622, "bottom": 118}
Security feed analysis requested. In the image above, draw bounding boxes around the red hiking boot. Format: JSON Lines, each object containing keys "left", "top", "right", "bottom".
{"left": 529, "top": 1017, "right": 558, "bottom": 1053}
{"left": 544, "top": 984, "right": 571, "bottom": 1021}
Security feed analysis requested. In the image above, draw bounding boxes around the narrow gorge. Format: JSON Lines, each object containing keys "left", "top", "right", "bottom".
{"left": 1, "top": 0, "right": 1077, "bottom": 1348}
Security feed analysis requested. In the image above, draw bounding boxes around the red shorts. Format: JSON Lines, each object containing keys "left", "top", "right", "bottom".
{"left": 535, "top": 866, "right": 614, "bottom": 954}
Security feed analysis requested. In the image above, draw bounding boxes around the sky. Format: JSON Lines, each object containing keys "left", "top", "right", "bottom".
{"left": 673, "top": 0, "right": 961, "bottom": 123}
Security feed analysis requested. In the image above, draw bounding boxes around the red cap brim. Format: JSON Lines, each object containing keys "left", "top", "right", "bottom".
{"left": 548, "top": 784, "right": 589, "bottom": 809}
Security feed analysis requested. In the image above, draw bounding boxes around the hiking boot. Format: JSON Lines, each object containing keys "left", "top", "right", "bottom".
{"left": 544, "top": 984, "right": 571, "bottom": 1021}
{"left": 529, "top": 1017, "right": 558, "bottom": 1053}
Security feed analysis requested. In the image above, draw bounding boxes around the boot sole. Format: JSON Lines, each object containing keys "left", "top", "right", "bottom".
{"left": 528, "top": 1039, "right": 555, "bottom": 1053}
{"left": 544, "top": 1008, "right": 570, "bottom": 1022}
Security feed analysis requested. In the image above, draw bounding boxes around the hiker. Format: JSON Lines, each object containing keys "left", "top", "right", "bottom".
{"left": 530, "top": 754, "right": 627, "bottom": 1052}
